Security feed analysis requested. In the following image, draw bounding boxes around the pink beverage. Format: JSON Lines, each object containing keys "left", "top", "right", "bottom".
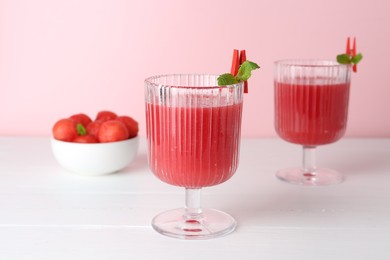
{"left": 146, "top": 102, "right": 243, "bottom": 188}
{"left": 274, "top": 61, "right": 351, "bottom": 186}
{"left": 145, "top": 75, "right": 243, "bottom": 239}
{"left": 275, "top": 80, "right": 350, "bottom": 146}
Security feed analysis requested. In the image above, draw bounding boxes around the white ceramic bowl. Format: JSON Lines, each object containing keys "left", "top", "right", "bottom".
{"left": 51, "top": 137, "right": 139, "bottom": 176}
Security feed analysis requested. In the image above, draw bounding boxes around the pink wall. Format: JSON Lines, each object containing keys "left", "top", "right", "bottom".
{"left": 1, "top": 0, "right": 389, "bottom": 137}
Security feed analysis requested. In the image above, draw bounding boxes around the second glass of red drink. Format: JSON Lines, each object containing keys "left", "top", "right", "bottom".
{"left": 274, "top": 60, "right": 351, "bottom": 186}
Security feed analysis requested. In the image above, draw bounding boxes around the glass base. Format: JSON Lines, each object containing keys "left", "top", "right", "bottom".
{"left": 276, "top": 167, "right": 344, "bottom": 186}
{"left": 152, "top": 208, "right": 237, "bottom": 240}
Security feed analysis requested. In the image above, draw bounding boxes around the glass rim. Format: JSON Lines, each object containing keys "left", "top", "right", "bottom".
{"left": 274, "top": 59, "right": 351, "bottom": 68}
{"left": 144, "top": 74, "right": 244, "bottom": 89}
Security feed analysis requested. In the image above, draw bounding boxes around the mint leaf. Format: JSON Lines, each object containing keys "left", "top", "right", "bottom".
{"left": 337, "top": 54, "right": 351, "bottom": 64}
{"left": 217, "top": 73, "right": 238, "bottom": 86}
{"left": 351, "top": 53, "right": 363, "bottom": 64}
{"left": 235, "top": 61, "right": 260, "bottom": 81}
{"left": 76, "top": 123, "right": 87, "bottom": 136}
{"left": 337, "top": 53, "right": 363, "bottom": 66}
{"left": 218, "top": 59, "right": 260, "bottom": 86}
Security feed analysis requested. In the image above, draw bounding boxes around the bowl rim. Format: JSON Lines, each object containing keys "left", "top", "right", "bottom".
{"left": 51, "top": 136, "right": 139, "bottom": 145}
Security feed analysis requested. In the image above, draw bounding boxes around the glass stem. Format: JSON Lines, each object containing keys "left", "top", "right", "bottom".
{"left": 302, "top": 146, "right": 317, "bottom": 177}
{"left": 184, "top": 188, "right": 203, "bottom": 220}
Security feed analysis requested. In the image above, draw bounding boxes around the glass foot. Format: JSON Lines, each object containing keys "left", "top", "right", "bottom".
{"left": 276, "top": 167, "right": 344, "bottom": 186}
{"left": 152, "top": 208, "right": 236, "bottom": 240}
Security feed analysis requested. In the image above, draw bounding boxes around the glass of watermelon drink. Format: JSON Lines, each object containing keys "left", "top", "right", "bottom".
{"left": 274, "top": 60, "right": 351, "bottom": 186}
{"left": 145, "top": 74, "right": 243, "bottom": 239}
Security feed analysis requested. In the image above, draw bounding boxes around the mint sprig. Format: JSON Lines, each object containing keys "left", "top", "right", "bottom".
{"left": 236, "top": 61, "right": 260, "bottom": 81}
{"left": 217, "top": 60, "right": 260, "bottom": 86}
{"left": 337, "top": 53, "right": 363, "bottom": 65}
{"left": 217, "top": 73, "right": 238, "bottom": 85}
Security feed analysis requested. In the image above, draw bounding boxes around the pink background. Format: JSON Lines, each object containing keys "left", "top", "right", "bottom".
{"left": 1, "top": 0, "right": 389, "bottom": 137}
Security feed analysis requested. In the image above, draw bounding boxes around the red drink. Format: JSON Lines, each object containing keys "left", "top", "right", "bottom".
{"left": 146, "top": 102, "right": 243, "bottom": 188}
{"left": 145, "top": 74, "right": 244, "bottom": 239}
{"left": 275, "top": 80, "right": 350, "bottom": 146}
{"left": 273, "top": 60, "right": 351, "bottom": 186}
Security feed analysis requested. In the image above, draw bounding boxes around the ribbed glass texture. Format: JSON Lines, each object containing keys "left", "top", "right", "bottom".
{"left": 145, "top": 75, "right": 244, "bottom": 188}
{"left": 274, "top": 60, "right": 351, "bottom": 146}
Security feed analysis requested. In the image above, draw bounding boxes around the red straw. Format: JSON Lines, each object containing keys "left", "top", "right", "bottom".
{"left": 352, "top": 37, "right": 357, "bottom": 72}
{"left": 239, "top": 50, "right": 248, "bottom": 93}
{"left": 346, "top": 37, "right": 351, "bottom": 55}
{"left": 231, "top": 49, "right": 240, "bottom": 76}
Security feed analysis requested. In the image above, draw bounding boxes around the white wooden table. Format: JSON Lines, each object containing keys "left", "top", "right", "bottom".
{"left": 0, "top": 137, "right": 389, "bottom": 259}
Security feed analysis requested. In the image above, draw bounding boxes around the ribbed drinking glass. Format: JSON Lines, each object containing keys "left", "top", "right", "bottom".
{"left": 145, "top": 74, "right": 243, "bottom": 239}
{"left": 274, "top": 60, "right": 351, "bottom": 186}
